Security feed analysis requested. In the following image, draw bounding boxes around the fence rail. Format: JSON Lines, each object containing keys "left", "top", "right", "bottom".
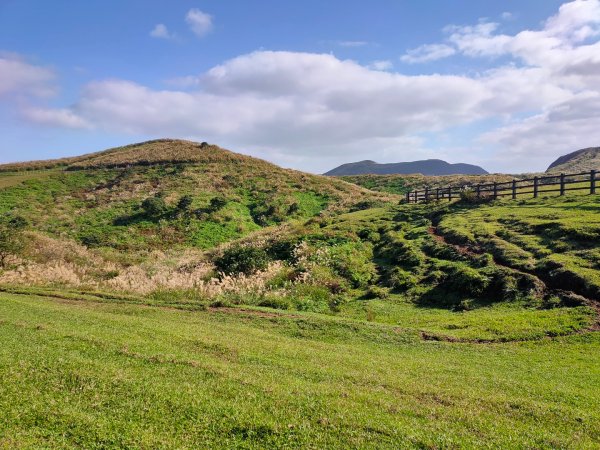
{"left": 405, "top": 170, "right": 597, "bottom": 204}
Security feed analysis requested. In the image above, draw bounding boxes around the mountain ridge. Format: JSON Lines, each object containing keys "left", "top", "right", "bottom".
{"left": 325, "top": 158, "right": 488, "bottom": 176}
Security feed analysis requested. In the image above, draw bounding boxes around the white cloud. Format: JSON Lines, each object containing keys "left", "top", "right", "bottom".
{"left": 400, "top": 44, "right": 456, "bottom": 63}
{"left": 0, "top": 53, "right": 55, "bottom": 97}
{"left": 21, "top": 107, "right": 90, "bottom": 129}
{"left": 23, "top": 51, "right": 490, "bottom": 171}
{"left": 150, "top": 24, "right": 173, "bottom": 39}
{"left": 368, "top": 60, "right": 393, "bottom": 71}
{"left": 185, "top": 9, "right": 213, "bottom": 37}
{"left": 478, "top": 92, "right": 600, "bottom": 171}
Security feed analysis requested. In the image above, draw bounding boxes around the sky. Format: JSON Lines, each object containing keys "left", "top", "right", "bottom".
{"left": 1, "top": 0, "right": 600, "bottom": 174}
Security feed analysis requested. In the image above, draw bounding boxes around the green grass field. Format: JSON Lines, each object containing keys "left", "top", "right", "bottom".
{"left": 1, "top": 291, "right": 599, "bottom": 449}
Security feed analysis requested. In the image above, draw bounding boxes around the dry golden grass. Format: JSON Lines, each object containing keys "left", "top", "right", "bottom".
{"left": 0, "top": 231, "right": 289, "bottom": 297}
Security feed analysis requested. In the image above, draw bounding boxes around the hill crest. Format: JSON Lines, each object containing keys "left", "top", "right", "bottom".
{"left": 0, "top": 139, "right": 270, "bottom": 172}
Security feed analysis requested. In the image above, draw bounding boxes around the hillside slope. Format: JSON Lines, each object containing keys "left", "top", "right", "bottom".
{"left": 546, "top": 147, "right": 600, "bottom": 173}
{"left": 0, "top": 139, "right": 393, "bottom": 253}
{"left": 325, "top": 159, "right": 488, "bottom": 176}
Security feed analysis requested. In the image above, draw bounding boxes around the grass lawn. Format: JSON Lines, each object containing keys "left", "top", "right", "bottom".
{"left": 0, "top": 292, "right": 599, "bottom": 448}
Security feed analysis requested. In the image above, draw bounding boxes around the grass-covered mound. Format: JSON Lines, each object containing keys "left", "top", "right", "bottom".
{"left": 0, "top": 140, "right": 392, "bottom": 254}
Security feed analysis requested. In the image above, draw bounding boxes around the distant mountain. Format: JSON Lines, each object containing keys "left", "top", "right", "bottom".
{"left": 324, "top": 159, "right": 488, "bottom": 176}
{"left": 546, "top": 147, "right": 600, "bottom": 173}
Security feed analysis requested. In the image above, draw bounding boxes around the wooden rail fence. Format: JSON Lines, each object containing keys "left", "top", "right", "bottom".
{"left": 405, "top": 170, "right": 597, "bottom": 204}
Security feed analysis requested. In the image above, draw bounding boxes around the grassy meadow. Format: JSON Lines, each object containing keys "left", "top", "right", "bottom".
{"left": 1, "top": 292, "right": 599, "bottom": 449}
{"left": 0, "top": 139, "right": 599, "bottom": 448}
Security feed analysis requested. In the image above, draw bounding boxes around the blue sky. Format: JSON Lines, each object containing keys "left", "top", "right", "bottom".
{"left": 1, "top": 0, "right": 599, "bottom": 173}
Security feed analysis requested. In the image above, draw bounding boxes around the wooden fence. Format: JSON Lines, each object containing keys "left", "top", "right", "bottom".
{"left": 405, "top": 170, "right": 597, "bottom": 204}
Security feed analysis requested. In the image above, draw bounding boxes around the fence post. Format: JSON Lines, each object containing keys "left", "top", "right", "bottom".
{"left": 448, "top": 186, "right": 452, "bottom": 202}
{"left": 436, "top": 188, "right": 440, "bottom": 201}
{"left": 406, "top": 192, "right": 410, "bottom": 203}
{"left": 512, "top": 180, "right": 517, "bottom": 200}
{"left": 493, "top": 182, "right": 498, "bottom": 200}
{"left": 591, "top": 170, "right": 596, "bottom": 195}
{"left": 476, "top": 184, "right": 481, "bottom": 198}
{"left": 533, "top": 177, "right": 538, "bottom": 198}
{"left": 560, "top": 173, "right": 565, "bottom": 196}
{"left": 425, "top": 187, "right": 429, "bottom": 203}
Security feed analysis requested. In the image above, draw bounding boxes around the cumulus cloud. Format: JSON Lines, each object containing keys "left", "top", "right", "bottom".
{"left": 150, "top": 24, "right": 173, "bottom": 39}
{"left": 0, "top": 53, "right": 55, "bottom": 97}
{"left": 185, "top": 9, "right": 213, "bottom": 37}
{"left": 14, "top": 1, "right": 600, "bottom": 172}
{"left": 400, "top": 44, "right": 456, "bottom": 63}
{"left": 21, "top": 107, "right": 90, "bottom": 129}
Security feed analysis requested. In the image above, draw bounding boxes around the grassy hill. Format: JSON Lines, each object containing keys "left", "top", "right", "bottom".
{"left": 546, "top": 147, "right": 600, "bottom": 173}
{"left": 0, "top": 140, "right": 599, "bottom": 447}
{"left": 0, "top": 139, "right": 392, "bottom": 252}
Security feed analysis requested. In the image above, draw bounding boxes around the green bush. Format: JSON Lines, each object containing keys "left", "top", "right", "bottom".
{"left": 365, "top": 286, "right": 390, "bottom": 299}
{"left": 266, "top": 238, "right": 300, "bottom": 262}
{"left": 288, "top": 284, "right": 332, "bottom": 313}
{"left": 329, "top": 242, "right": 377, "bottom": 288}
{"left": 214, "top": 245, "right": 270, "bottom": 275}
{"left": 388, "top": 267, "right": 418, "bottom": 291}
{"left": 442, "top": 264, "right": 490, "bottom": 297}
{"left": 257, "top": 295, "right": 291, "bottom": 310}
{"left": 208, "top": 197, "right": 228, "bottom": 213}
{"left": 379, "top": 233, "right": 424, "bottom": 268}
{"left": 0, "top": 213, "right": 28, "bottom": 267}
{"left": 141, "top": 196, "right": 169, "bottom": 218}
{"left": 177, "top": 195, "right": 194, "bottom": 214}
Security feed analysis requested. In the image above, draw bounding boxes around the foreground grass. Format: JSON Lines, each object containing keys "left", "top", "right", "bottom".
{"left": 0, "top": 292, "right": 599, "bottom": 448}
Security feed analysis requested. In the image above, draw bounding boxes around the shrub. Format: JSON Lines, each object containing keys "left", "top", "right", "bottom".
{"left": 329, "top": 242, "right": 377, "bottom": 288}
{"left": 257, "top": 295, "right": 291, "bottom": 310}
{"left": 141, "top": 196, "right": 169, "bottom": 218}
{"left": 214, "top": 245, "right": 270, "bottom": 275}
{"left": 365, "top": 286, "right": 390, "bottom": 299}
{"left": 288, "top": 284, "right": 331, "bottom": 313}
{"left": 0, "top": 214, "right": 28, "bottom": 268}
{"left": 379, "top": 233, "right": 424, "bottom": 268}
{"left": 349, "top": 200, "right": 383, "bottom": 212}
{"left": 459, "top": 189, "right": 494, "bottom": 204}
{"left": 442, "top": 264, "right": 490, "bottom": 297}
{"left": 266, "top": 238, "right": 300, "bottom": 262}
{"left": 358, "top": 228, "right": 381, "bottom": 243}
{"left": 177, "top": 195, "right": 194, "bottom": 214}
{"left": 387, "top": 267, "right": 417, "bottom": 291}
{"left": 208, "top": 197, "right": 228, "bottom": 213}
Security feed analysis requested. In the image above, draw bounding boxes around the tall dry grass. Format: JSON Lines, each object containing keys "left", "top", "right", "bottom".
{"left": 0, "top": 231, "right": 288, "bottom": 299}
